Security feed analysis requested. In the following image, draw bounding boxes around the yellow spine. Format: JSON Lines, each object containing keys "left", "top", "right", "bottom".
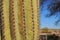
{"left": 19, "top": 0, "right": 26, "bottom": 40}
{"left": 13, "top": 0, "right": 21, "bottom": 40}
{"left": 32, "top": 0, "right": 39, "bottom": 40}
{"left": 24, "top": 0, "right": 33, "bottom": 40}
{"left": 3, "top": 0, "right": 11, "bottom": 40}
{"left": 19, "top": 0, "right": 25, "bottom": 40}
{"left": 9, "top": 0, "right": 21, "bottom": 40}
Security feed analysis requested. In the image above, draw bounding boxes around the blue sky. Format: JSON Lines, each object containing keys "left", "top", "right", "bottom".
{"left": 40, "top": 0, "right": 60, "bottom": 29}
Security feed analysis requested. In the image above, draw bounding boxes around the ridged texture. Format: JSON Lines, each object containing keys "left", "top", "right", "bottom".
{"left": 9, "top": 0, "right": 21, "bottom": 40}
{"left": 19, "top": 0, "right": 26, "bottom": 40}
{"left": 24, "top": 0, "right": 34, "bottom": 40}
{"left": 1, "top": 0, "right": 40, "bottom": 40}
{"left": 2, "top": 0, "right": 11, "bottom": 40}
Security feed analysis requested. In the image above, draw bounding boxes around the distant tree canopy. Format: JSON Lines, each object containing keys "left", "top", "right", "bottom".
{"left": 40, "top": 0, "right": 60, "bottom": 25}
{"left": 47, "top": 1, "right": 60, "bottom": 25}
